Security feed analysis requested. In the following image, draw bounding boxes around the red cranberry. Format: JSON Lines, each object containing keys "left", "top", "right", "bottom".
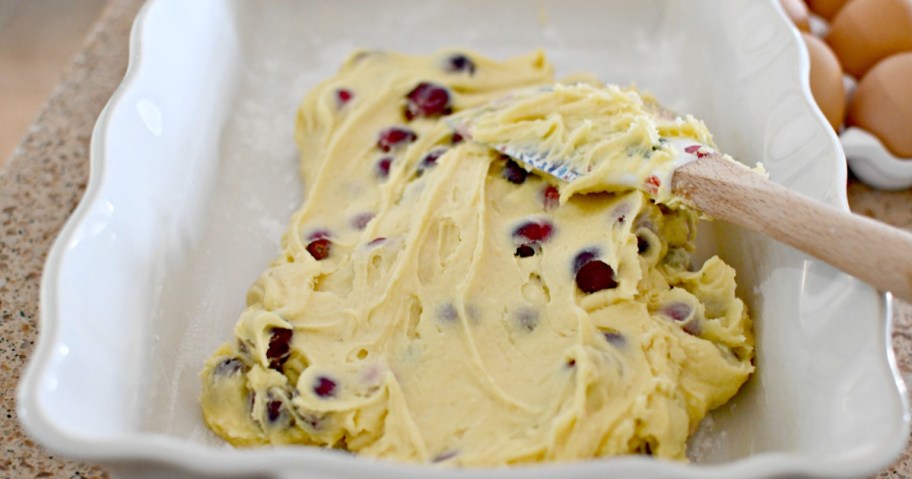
{"left": 376, "top": 157, "right": 393, "bottom": 178}
{"left": 515, "top": 244, "right": 536, "bottom": 258}
{"left": 645, "top": 175, "right": 661, "bottom": 194}
{"left": 404, "top": 82, "right": 452, "bottom": 120}
{"left": 683, "top": 319, "right": 701, "bottom": 336}
{"left": 612, "top": 203, "right": 631, "bottom": 223}
{"left": 351, "top": 212, "right": 375, "bottom": 230}
{"left": 438, "top": 303, "right": 458, "bottom": 322}
{"left": 266, "top": 398, "right": 283, "bottom": 422}
{"left": 445, "top": 54, "right": 476, "bottom": 74}
{"left": 335, "top": 88, "right": 353, "bottom": 107}
{"left": 575, "top": 260, "right": 618, "bottom": 293}
{"left": 573, "top": 249, "right": 600, "bottom": 273}
{"left": 543, "top": 185, "right": 560, "bottom": 209}
{"left": 306, "top": 238, "right": 331, "bottom": 260}
{"left": 420, "top": 149, "right": 446, "bottom": 170}
{"left": 513, "top": 221, "right": 553, "bottom": 242}
{"left": 266, "top": 328, "right": 293, "bottom": 370}
{"left": 664, "top": 303, "right": 692, "bottom": 322}
{"left": 307, "top": 229, "right": 330, "bottom": 240}
{"left": 377, "top": 126, "right": 417, "bottom": 152}
{"left": 512, "top": 222, "right": 552, "bottom": 257}
{"left": 603, "top": 330, "right": 625, "bottom": 346}
{"left": 685, "top": 144, "right": 709, "bottom": 158}
{"left": 637, "top": 235, "right": 650, "bottom": 254}
{"left": 516, "top": 308, "right": 538, "bottom": 332}
{"left": 451, "top": 132, "right": 464, "bottom": 144}
{"left": 313, "top": 376, "right": 337, "bottom": 398}
{"left": 502, "top": 159, "right": 529, "bottom": 184}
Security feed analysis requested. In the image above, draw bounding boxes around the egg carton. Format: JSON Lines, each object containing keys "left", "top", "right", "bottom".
{"left": 834, "top": 71, "right": 912, "bottom": 190}
{"left": 842, "top": 127, "right": 912, "bottom": 190}
{"left": 807, "top": 11, "right": 912, "bottom": 190}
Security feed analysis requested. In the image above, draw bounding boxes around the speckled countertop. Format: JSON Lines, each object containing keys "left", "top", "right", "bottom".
{"left": 0, "top": 0, "right": 910, "bottom": 477}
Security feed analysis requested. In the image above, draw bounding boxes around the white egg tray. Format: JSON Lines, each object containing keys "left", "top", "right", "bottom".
{"left": 810, "top": 15, "right": 912, "bottom": 191}
{"left": 842, "top": 127, "right": 912, "bottom": 190}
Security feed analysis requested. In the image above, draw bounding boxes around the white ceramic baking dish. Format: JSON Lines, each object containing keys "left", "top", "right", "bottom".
{"left": 18, "top": 0, "right": 909, "bottom": 478}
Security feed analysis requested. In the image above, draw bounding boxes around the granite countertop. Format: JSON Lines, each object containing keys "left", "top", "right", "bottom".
{"left": 1, "top": 0, "right": 910, "bottom": 477}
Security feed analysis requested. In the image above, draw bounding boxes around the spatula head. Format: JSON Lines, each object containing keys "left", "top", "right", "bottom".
{"left": 490, "top": 144, "right": 583, "bottom": 182}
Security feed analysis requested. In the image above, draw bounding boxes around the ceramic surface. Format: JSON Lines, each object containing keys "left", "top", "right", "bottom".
{"left": 18, "top": 0, "right": 909, "bottom": 477}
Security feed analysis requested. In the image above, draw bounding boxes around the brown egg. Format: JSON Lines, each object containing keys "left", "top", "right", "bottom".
{"left": 806, "top": 0, "right": 851, "bottom": 20}
{"left": 847, "top": 52, "right": 912, "bottom": 157}
{"left": 802, "top": 33, "right": 847, "bottom": 131}
{"left": 825, "top": 0, "right": 912, "bottom": 77}
{"left": 781, "top": 0, "right": 811, "bottom": 31}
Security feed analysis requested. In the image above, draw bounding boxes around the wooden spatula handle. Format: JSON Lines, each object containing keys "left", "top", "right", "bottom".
{"left": 674, "top": 155, "right": 912, "bottom": 303}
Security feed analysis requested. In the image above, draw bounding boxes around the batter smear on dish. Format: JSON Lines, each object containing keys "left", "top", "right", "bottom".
{"left": 200, "top": 50, "right": 754, "bottom": 465}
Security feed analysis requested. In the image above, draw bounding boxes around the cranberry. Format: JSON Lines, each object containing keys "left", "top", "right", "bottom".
{"left": 306, "top": 238, "right": 331, "bottom": 260}
{"left": 516, "top": 308, "right": 538, "bottom": 332}
{"left": 683, "top": 319, "right": 701, "bottom": 336}
{"left": 266, "top": 328, "right": 293, "bottom": 370}
{"left": 612, "top": 203, "right": 631, "bottom": 223}
{"left": 376, "top": 157, "right": 393, "bottom": 178}
{"left": 637, "top": 235, "right": 650, "bottom": 254}
{"left": 515, "top": 244, "right": 536, "bottom": 258}
{"left": 603, "top": 330, "right": 625, "bottom": 346}
{"left": 451, "top": 132, "right": 464, "bottom": 144}
{"left": 573, "top": 249, "right": 600, "bottom": 273}
{"left": 663, "top": 303, "right": 692, "bottom": 322}
{"left": 439, "top": 303, "right": 458, "bottom": 322}
{"left": 308, "top": 229, "right": 330, "bottom": 240}
{"left": 420, "top": 149, "right": 445, "bottom": 170}
{"left": 543, "top": 185, "right": 560, "bottom": 210}
{"left": 213, "top": 357, "right": 246, "bottom": 377}
{"left": 335, "top": 88, "right": 353, "bottom": 107}
{"left": 645, "top": 175, "right": 661, "bottom": 194}
{"left": 575, "top": 260, "right": 618, "bottom": 293}
{"left": 266, "top": 398, "right": 283, "bottom": 422}
{"left": 685, "top": 144, "right": 709, "bottom": 158}
{"left": 351, "top": 212, "right": 375, "bottom": 230}
{"left": 513, "top": 221, "right": 553, "bottom": 242}
{"left": 513, "top": 222, "right": 552, "bottom": 257}
{"left": 502, "top": 159, "right": 528, "bottom": 184}
{"left": 313, "top": 376, "right": 337, "bottom": 398}
{"left": 377, "top": 126, "right": 417, "bottom": 152}
{"left": 404, "top": 82, "right": 452, "bottom": 120}
{"left": 445, "top": 54, "right": 476, "bottom": 74}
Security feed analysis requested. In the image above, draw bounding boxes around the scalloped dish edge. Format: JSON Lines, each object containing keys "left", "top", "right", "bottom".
{"left": 17, "top": 0, "right": 909, "bottom": 478}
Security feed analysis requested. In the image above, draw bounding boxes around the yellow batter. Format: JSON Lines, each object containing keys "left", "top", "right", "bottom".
{"left": 453, "top": 82, "right": 720, "bottom": 206}
{"left": 200, "top": 49, "right": 754, "bottom": 466}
